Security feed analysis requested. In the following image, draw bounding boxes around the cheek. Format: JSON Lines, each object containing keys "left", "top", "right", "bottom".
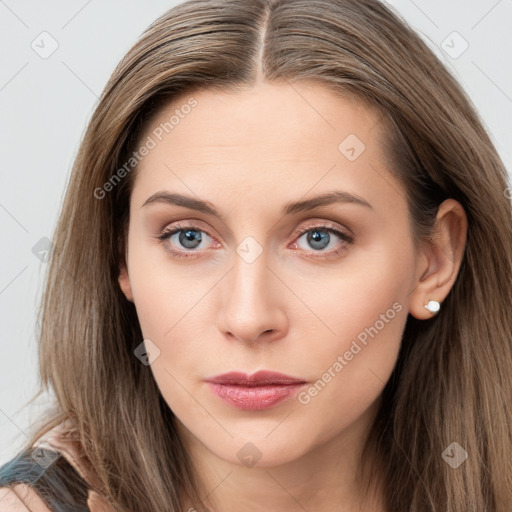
{"left": 295, "top": 239, "right": 412, "bottom": 346}
{"left": 292, "top": 242, "right": 411, "bottom": 403}
{"left": 126, "top": 253, "right": 215, "bottom": 404}
{"left": 126, "top": 232, "right": 207, "bottom": 341}
{"left": 293, "top": 291, "right": 407, "bottom": 449}
{"left": 300, "top": 292, "right": 406, "bottom": 402}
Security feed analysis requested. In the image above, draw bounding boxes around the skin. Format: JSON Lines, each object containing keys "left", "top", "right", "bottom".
{"left": 118, "top": 80, "right": 467, "bottom": 512}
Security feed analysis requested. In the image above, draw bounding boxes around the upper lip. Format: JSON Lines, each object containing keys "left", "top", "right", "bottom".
{"left": 205, "top": 370, "right": 306, "bottom": 386}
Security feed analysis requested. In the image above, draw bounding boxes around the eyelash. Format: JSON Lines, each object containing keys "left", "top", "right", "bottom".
{"left": 156, "top": 222, "right": 354, "bottom": 260}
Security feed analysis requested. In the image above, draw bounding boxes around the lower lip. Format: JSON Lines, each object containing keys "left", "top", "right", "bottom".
{"left": 206, "top": 382, "right": 305, "bottom": 411}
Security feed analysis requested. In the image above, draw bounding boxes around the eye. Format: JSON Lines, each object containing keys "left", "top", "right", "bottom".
{"left": 157, "top": 223, "right": 217, "bottom": 259}
{"left": 291, "top": 224, "right": 354, "bottom": 257}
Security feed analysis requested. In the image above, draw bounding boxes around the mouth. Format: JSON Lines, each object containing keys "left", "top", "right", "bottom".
{"left": 204, "top": 370, "right": 307, "bottom": 411}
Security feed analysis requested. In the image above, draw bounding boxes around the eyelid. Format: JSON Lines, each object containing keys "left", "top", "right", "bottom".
{"left": 290, "top": 220, "right": 353, "bottom": 242}
{"left": 158, "top": 221, "right": 218, "bottom": 247}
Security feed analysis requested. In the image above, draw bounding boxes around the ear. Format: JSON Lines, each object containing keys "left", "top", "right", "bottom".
{"left": 118, "top": 263, "right": 134, "bottom": 303}
{"left": 409, "top": 198, "right": 467, "bottom": 320}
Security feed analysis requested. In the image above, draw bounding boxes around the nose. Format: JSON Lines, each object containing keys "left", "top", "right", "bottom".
{"left": 217, "top": 250, "right": 289, "bottom": 345}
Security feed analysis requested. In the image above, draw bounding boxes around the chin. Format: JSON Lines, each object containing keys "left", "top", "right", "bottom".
{"left": 203, "top": 433, "right": 312, "bottom": 469}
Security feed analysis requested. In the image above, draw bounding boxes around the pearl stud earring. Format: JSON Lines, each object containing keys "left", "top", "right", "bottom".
{"left": 424, "top": 300, "right": 440, "bottom": 315}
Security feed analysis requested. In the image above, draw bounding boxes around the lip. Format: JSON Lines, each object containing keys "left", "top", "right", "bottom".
{"left": 204, "top": 371, "right": 307, "bottom": 411}
{"left": 205, "top": 370, "right": 306, "bottom": 386}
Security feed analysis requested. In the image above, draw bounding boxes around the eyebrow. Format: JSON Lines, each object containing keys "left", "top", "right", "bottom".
{"left": 141, "top": 190, "right": 374, "bottom": 218}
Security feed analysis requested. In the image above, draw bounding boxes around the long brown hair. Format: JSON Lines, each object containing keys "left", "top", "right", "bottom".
{"left": 2, "top": 0, "right": 512, "bottom": 510}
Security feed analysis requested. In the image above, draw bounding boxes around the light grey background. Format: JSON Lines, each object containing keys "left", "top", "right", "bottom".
{"left": 1, "top": 0, "right": 511, "bottom": 463}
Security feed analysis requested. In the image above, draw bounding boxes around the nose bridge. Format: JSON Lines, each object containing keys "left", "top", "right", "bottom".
{"left": 217, "top": 240, "right": 287, "bottom": 343}
{"left": 228, "top": 227, "right": 273, "bottom": 303}
{"left": 231, "top": 247, "right": 270, "bottom": 306}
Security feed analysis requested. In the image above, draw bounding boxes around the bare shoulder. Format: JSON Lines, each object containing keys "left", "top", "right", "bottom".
{"left": 0, "top": 483, "right": 52, "bottom": 511}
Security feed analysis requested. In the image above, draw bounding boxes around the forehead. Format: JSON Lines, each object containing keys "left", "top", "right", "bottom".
{"left": 129, "top": 80, "right": 400, "bottom": 215}
{"left": 140, "top": 80, "right": 381, "bottom": 154}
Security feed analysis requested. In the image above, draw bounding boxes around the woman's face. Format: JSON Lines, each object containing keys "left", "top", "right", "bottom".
{"left": 119, "top": 80, "right": 421, "bottom": 468}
